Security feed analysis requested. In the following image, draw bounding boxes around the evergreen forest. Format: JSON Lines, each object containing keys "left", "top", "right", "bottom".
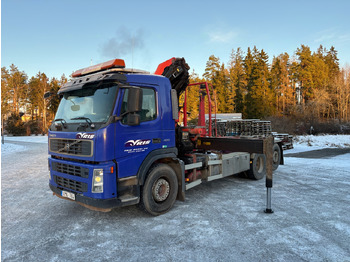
{"left": 2, "top": 44, "right": 350, "bottom": 135}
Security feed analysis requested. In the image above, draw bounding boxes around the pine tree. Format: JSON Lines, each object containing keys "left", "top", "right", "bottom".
{"left": 215, "top": 63, "right": 230, "bottom": 113}
{"left": 228, "top": 48, "right": 246, "bottom": 114}
{"left": 244, "top": 47, "right": 274, "bottom": 118}
{"left": 203, "top": 55, "right": 226, "bottom": 115}
{"left": 295, "top": 45, "right": 315, "bottom": 102}
{"left": 243, "top": 47, "right": 255, "bottom": 118}
{"left": 1, "top": 67, "right": 11, "bottom": 117}
{"left": 256, "top": 48, "right": 274, "bottom": 117}
{"left": 28, "top": 72, "right": 50, "bottom": 132}
{"left": 1, "top": 65, "right": 28, "bottom": 115}
{"left": 203, "top": 55, "right": 221, "bottom": 81}
{"left": 325, "top": 46, "right": 340, "bottom": 83}
{"left": 271, "top": 53, "right": 293, "bottom": 115}
{"left": 271, "top": 56, "right": 282, "bottom": 113}
{"left": 185, "top": 70, "right": 202, "bottom": 121}
{"left": 324, "top": 46, "right": 340, "bottom": 118}
{"left": 48, "top": 75, "right": 66, "bottom": 116}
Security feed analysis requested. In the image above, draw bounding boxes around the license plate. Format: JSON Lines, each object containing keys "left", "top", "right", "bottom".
{"left": 61, "top": 190, "right": 76, "bottom": 201}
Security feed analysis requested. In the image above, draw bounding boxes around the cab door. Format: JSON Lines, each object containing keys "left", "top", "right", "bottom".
{"left": 115, "top": 86, "right": 163, "bottom": 179}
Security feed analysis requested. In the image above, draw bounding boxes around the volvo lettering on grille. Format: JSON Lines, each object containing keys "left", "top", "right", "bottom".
{"left": 49, "top": 138, "right": 93, "bottom": 157}
{"left": 58, "top": 140, "right": 81, "bottom": 153}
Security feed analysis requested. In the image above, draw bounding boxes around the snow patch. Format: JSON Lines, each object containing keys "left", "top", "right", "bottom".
{"left": 1, "top": 135, "right": 47, "bottom": 156}
{"left": 1, "top": 143, "right": 27, "bottom": 155}
{"left": 294, "top": 134, "right": 350, "bottom": 148}
{"left": 287, "top": 135, "right": 350, "bottom": 154}
{"left": 3, "top": 135, "right": 48, "bottom": 144}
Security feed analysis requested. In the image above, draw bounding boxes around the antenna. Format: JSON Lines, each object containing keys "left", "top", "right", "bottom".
{"left": 132, "top": 37, "right": 134, "bottom": 72}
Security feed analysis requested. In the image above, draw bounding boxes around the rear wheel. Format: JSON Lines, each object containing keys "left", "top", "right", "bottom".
{"left": 140, "top": 163, "right": 178, "bottom": 216}
{"left": 272, "top": 144, "right": 281, "bottom": 171}
{"left": 247, "top": 154, "right": 266, "bottom": 180}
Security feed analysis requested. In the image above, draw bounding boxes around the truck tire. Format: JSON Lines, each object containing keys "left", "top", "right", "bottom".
{"left": 140, "top": 163, "right": 178, "bottom": 216}
{"left": 247, "top": 154, "right": 266, "bottom": 180}
{"left": 272, "top": 143, "right": 281, "bottom": 171}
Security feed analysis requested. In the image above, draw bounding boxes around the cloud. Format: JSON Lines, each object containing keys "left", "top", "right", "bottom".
{"left": 314, "top": 28, "right": 337, "bottom": 43}
{"left": 314, "top": 28, "right": 350, "bottom": 44}
{"left": 100, "top": 27, "right": 145, "bottom": 58}
{"left": 314, "top": 33, "right": 336, "bottom": 43}
{"left": 339, "top": 34, "right": 350, "bottom": 42}
{"left": 208, "top": 30, "right": 237, "bottom": 43}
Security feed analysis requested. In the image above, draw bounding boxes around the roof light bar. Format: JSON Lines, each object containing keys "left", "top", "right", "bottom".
{"left": 72, "top": 59, "right": 126, "bottom": 77}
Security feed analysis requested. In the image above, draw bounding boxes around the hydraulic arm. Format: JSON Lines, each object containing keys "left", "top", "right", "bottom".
{"left": 154, "top": 57, "right": 190, "bottom": 96}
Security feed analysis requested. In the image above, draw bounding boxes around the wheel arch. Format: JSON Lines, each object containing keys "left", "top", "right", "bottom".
{"left": 137, "top": 148, "right": 185, "bottom": 201}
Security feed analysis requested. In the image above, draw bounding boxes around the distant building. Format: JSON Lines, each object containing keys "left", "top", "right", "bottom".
{"left": 205, "top": 113, "right": 242, "bottom": 121}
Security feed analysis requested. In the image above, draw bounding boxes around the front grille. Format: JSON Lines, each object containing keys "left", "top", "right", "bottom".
{"left": 54, "top": 175, "right": 88, "bottom": 192}
{"left": 49, "top": 138, "right": 93, "bottom": 157}
{"left": 52, "top": 162, "right": 89, "bottom": 178}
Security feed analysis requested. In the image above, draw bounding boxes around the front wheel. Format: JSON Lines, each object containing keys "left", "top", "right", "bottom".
{"left": 140, "top": 163, "right": 178, "bottom": 216}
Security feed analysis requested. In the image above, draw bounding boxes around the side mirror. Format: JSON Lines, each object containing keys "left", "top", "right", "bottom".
{"left": 126, "top": 113, "right": 140, "bottom": 126}
{"left": 171, "top": 89, "right": 179, "bottom": 120}
{"left": 127, "top": 87, "right": 142, "bottom": 113}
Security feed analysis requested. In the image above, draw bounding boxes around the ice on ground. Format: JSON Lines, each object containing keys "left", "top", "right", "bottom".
{"left": 1, "top": 135, "right": 47, "bottom": 156}
{"left": 285, "top": 150, "right": 350, "bottom": 169}
{"left": 1, "top": 143, "right": 26, "bottom": 155}
{"left": 3, "top": 135, "right": 48, "bottom": 144}
{"left": 1, "top": 134, "right": 350, "bottom": 261}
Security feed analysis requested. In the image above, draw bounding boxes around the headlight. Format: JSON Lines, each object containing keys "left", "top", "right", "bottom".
{"left": 92, "top": 169, "right": 103, "bottom": 193}
{"left": 48, "top": 160, "right": 51, "bottom": 180}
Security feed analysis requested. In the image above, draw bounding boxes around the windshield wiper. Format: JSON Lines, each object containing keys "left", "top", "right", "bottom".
{"left": 54, "top": 118, "right": 67, "bottom": 128}
{"left": 71, "top": 117, "right": 95, "bottom": 129}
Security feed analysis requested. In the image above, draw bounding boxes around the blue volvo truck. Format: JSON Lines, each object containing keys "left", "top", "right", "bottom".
{"left": 48, "top": 58, "right": 279, "bottom": 215}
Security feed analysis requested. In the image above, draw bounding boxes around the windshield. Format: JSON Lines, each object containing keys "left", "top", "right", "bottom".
{"left": 55, "top": 83, "right": 118, "bottom": 124}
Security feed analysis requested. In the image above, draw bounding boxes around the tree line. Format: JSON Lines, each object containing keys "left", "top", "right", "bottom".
{"left": 1, "top": 65, "right": 66, "bottom": 134}
{"left": 186, "top": 45, "right": 350, "bottom": 124}
{"left": 1, "top": 44, "right": 350, "bottom": 135}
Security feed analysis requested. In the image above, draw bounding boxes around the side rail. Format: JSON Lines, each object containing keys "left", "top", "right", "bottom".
{"left": 184, "top": 152, "right": 250, "bottom": 190}
{"left": 195, "top": 136, "right": 274, "bottom": 193}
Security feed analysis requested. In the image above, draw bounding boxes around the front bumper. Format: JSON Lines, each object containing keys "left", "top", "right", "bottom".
{"left": 49, "top": 183, "right": 139, "bottom": 211}
{"left": 49, "top": 157, "right": 117, "bottom": 199}
{"left": 49, "top": 157, "right": 140, "bottom": 211}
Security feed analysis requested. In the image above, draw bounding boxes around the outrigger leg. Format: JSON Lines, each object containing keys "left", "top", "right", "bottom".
{"left": 264, "top": 136, "right": 274, "bottom": 214}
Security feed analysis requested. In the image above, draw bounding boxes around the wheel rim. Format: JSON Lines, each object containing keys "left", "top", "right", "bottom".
{"left": 152, "top": 178, "right": 170, "bottom": 202}
{"left": 273, "top": 151, "right": 279, "bottom": 163}
{"left": 256, "top": 156, "right": 264, "bottom": 173}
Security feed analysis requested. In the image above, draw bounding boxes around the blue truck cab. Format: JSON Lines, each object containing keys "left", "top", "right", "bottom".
{"left": 48, "top": 59, "right": 185, "bottom": 215}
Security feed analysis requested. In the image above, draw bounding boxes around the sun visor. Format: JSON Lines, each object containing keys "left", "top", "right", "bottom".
{"left": 58, "top": 73, "right": 127, "bottom": 94}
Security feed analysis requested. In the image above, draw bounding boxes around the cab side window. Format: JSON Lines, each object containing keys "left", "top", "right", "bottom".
{"left": 121, "top": 87, "right": 157, "bottom": 123}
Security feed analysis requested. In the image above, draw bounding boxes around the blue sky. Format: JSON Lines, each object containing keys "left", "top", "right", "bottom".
{"left": 2, "top": 0, "right": 350, "bottom": 80}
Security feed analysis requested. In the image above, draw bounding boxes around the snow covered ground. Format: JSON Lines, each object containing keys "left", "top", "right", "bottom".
{"left": 1, "top": 135, "right": 350, "bottom": 261}
{"left": 2, "top": 135, "right": 48, "bottom": 144}
{"left": 1, "top": 135, "right": 47, "bottom": 156}
{"left": 288, "top": 134, "right": 350, "bottom": 154}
